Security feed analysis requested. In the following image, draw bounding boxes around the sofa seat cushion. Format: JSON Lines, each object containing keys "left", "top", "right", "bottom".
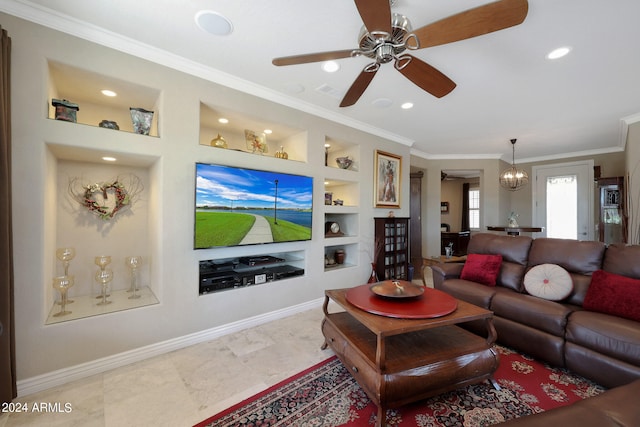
{"left": 490, "top": 290, "right": 574, "bottom": 337}
{"left": 566, "top": 310, "right": 640, "bottom": 366}
{"left": 584, "top": 270, "right": 640, "bottom": 322}
{"left": 438, "top": 278, "right": 496, "bottom": 309}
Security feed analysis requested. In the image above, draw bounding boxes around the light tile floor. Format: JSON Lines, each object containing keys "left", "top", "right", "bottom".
{"left": 0, "top": 308, "right": 332, "bottom": 427}
{"left": 0, "top": 275, "right": 433, "bottom": 427}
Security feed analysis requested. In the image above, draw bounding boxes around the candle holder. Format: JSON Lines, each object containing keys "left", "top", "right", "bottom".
{"left": 52, "top": 275, "right": 74, "bottom": 317}
{"left": 55, "top": 247, "right": 75, "bottom": 304}
{"left": 94, "top": 255, "right": 113, "bottom": 305}
{"left": 125, "top": 256, "right": 142, "bottom": 299}
{"left": 95, "top": 268, "right": 113, "bottom": 306}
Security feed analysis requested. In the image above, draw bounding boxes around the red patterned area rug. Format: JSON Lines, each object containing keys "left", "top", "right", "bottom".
{"left": 195, "top": 346, "right": 605, "bottom": 427}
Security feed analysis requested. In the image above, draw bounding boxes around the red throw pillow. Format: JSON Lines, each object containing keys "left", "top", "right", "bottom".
{"left": 460, "top": 254, "right": 503, "bottom": 286}
{"left": 584, "top": 270, "right": 640, "bottom": 322}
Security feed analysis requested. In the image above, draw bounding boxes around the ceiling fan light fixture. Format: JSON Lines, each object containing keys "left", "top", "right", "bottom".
{"left": 499, "top": 138, "right": 529, "bottom": 191}
{"left": 322, "top": 61, "right": 340, "bottom": 73}
{"left": 195, "top": 10, "right": 233, "bottom": 36}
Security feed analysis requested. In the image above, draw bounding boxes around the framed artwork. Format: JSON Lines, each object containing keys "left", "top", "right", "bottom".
{"left": 374, "top": 150, "right": 401, "bottom": 208}
{"left": 441, "top": 202, "right": 449, "bottom": 213}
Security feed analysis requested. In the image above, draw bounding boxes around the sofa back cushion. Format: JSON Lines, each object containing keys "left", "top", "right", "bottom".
{"left": 467, "top": 233, "right": 532, "bottom": 291}
{"left": 602, "top": 243, "right": 640, "bottom": 279}
{"left": 528, "top": 238, "right": 605, "bottom": 306}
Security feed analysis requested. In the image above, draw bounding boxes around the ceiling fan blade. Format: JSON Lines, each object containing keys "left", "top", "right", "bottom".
{"left": 354, "top": 0, "right": 392, "bottom": 33}
{"left": 396, "top": 55, "right": 456, "bottom": 98}
{"left": 272, "top": 50, "right": 355, "bottom": 66}
{"left": 340, "top": 68, "right": 378, "bottom": 107}
{"left": 413, "top": 0, "right": 528, "bottom": 49}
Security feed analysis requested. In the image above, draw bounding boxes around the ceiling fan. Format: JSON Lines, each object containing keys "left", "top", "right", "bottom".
{"left": 272, "top": 0, "right": 528, "bottom": 107}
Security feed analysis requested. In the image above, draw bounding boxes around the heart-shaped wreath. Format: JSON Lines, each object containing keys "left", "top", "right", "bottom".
{"left": 82, "top": 181, "right": 130, "bottom": 220}
{"left": 69, "top": 175, "right": 142, "bottom": 221}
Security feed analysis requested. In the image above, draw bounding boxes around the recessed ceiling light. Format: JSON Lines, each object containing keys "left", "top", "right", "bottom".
{"left": 322, "top": 61, "right": 340, "bottom": 73}
{"left": 101, "top": 89, "right": 117, "bottom": 97}
{"left": 195, "top": 10, "right": 233, "bottom": 36}
{"left": 218, "top": 118, "right": 229, "bottom": 124}
{"left": 102, "top": 156, "right": 117, "bottom": 162}
{"left": 547, "top": 46, "right": 571, "bottom": 60}
{"left": 264, "top": 129, "right": 273, "bottom": 134}
{"left": 401, "top": 102, "right": 414, "bottom": 110}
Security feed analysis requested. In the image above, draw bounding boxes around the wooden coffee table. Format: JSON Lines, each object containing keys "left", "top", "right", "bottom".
{"left": 321, "top": 286, "right": 499, "bottom": 427}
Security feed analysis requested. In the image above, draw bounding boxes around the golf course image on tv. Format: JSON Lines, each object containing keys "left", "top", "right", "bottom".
{"left": 195, "top": 163, "right": 313, "bottom": 249}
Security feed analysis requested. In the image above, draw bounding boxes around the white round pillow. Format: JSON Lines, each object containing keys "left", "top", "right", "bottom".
{"left": 524, "top": 264, "right": 573, "bottom": 301}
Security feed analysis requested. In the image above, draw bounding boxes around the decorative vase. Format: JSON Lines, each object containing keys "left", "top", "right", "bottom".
{"left": 368, "top": 263, "right": 379, "bottom": 283}
{"left": 129, "top": 107, "right": 154, "bottom": 135}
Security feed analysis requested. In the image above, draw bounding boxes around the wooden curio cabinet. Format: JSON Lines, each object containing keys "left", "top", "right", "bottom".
{"left": 374, "top": 217, "right": 410, "bottom": 280}
{"left": 596, "top": 177, "right": 627, "bottom": 245}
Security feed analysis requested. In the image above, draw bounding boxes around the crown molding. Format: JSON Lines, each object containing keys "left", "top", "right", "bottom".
{"left": 0, "top": 0, "right": 414, "bottom": 146}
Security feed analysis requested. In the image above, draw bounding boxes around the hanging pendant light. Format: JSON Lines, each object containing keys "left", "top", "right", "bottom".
{"left": 499, "top": 139, "right": 529, "bottom": 191}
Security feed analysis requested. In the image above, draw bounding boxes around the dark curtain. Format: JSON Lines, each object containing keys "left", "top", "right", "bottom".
{"left": 461, "top": 183, "right": 470, "bottom": 231}
{"left": 0, "top": 26, "right": 16, "bottom": 404}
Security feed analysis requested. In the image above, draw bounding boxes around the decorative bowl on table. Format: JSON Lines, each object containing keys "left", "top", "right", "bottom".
{"left": 370, "top": 280, "right": 425, "bottom": 299}
{"left": 335, "top": 156, "right": 353, "bottom": 169}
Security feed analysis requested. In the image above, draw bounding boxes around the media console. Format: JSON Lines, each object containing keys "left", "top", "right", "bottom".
{"left": 199, "top": 256, "right": 304, "bottom": 294}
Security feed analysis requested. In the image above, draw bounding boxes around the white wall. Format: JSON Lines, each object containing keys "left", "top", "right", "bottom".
{"left": 5, "top": 13, "right": 411, "bottom": 382}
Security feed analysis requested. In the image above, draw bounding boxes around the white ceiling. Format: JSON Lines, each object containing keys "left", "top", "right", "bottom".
{"left": 4, "top": 0, "right": 640, "bottom": 161}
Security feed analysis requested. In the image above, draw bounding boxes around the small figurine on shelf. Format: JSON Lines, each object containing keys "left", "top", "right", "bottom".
{"left": 445, "top": 242, "right": 454, "bottom": 259}
{"left": 210, "top": 133, "right": 228, "bottom": 148}
{"left": 508, "top": 211, "right": 519, "bottom": 228}
{"left": 52, "top": 98, "right": 79, "bottom": 122}
{"left": 274, "top": 146, "right": 288, "bottom": 159}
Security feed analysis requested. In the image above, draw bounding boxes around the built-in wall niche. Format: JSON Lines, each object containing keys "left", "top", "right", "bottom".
{"left": 324, "top": 179, "right": 359, "bottom": 207}
{"left": 47, "top": 60, "right": 161, "bottom": 136}
{"left": 45, "top": 144, "right": 161, "bottom": 324}
{"left": 199, "top": 102, "right": 308, "bottom": 162}
{"left": 324, "top": 136, "right": 359, "bottom": 171}
{"left": 324, "top": 243, "right": 359, "bottom": 271}
{"left": 198, "top": 250, "right": 306, "bottom": 295}
{"left": 325, "top": 212, "right": 359, "bottom": 238}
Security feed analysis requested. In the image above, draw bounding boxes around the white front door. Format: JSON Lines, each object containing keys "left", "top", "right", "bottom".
{"left": 532, "top": 160, "right": 594, "bottom": 240}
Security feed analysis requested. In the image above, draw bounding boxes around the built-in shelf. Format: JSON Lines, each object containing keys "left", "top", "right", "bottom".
{"left": 46, "top": 287, "right": 159, "bottom": 325}
{"left": 199, "top": 251, "right": 306, "bottom": 295}
{"left": 325, "top": 136, "right": 359, "bottom": 171}
{"left": 47, "top": 60, "right": 161, "bottom": 137}
{"left": 199, "top": 102, "right": 308, "bottom": 162}
{"left": 324, "top": 243, "right": 358, "bottom": 272}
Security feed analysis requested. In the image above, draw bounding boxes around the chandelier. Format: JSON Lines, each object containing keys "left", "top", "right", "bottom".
{"left": 499, "top": 139, "right": 528, "bottom": 191}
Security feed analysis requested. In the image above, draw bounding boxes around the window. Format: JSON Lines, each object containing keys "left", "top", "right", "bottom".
{"left": 469, "top": 188, "right": 480, "bottom": 229}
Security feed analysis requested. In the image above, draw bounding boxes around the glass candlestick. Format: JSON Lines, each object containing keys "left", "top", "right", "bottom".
{"left": 94, "top": 255, "right": 111, "bottom": 271}
{"left": 95, "top": 268, "right": 113, "bottom": 306}
{"left": 125, "top": 256, "right": 142, "bottom": 299}
{"left": 55, "top": 247, "right": 76, "bottom": 304}
{"left": 94, "top": 256, "right": 112, "bottom": 299}
{"left": 56, "top": 247, "right": 76, "bottom": 275}
{"left": 52, "top": 275, "right": 74, "bottom": 317}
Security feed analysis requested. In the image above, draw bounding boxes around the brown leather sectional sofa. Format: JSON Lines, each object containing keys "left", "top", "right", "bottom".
{"left": 432, "top": 232, "right": 640, "bottom": 388}
{"left": 431, "top": 232, "right": 640, "bottom": 424}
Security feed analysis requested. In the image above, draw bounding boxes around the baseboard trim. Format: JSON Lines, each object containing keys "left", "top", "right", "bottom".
{"left": 17, "top": 298, "right": 324, "bottom": 397}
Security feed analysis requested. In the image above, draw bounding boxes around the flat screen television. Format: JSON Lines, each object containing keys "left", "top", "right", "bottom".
{"left": 195, "top": 162, "right": 313, "bottom": 249}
